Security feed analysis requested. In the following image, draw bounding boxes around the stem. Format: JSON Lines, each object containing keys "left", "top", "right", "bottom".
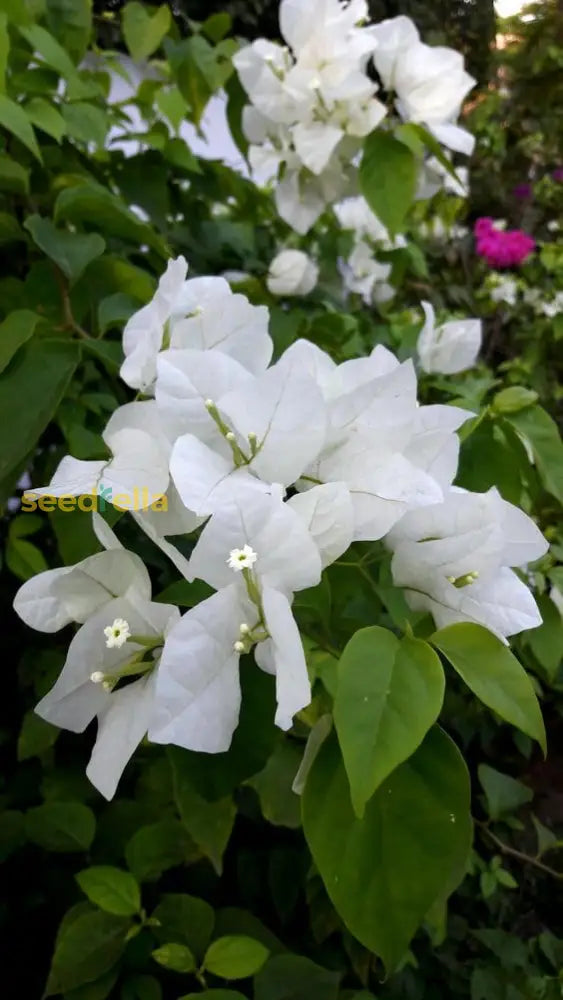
{"left": 56, "top": 270, "right": 92, "bottom": 340}
{"left": 476, "top": 820, "right": 563, "bottom": 881}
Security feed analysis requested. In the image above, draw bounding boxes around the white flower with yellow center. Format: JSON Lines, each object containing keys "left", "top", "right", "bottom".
{"left": 227, "top": 545, "right": 258, "bottom": 572}
{"left": 103, "top": 618, "right": 131, "bottom": 649}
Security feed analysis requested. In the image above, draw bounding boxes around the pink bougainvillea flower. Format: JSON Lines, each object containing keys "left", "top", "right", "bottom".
{"left": 474, "top": 218, "right": 535, "bottom": 269}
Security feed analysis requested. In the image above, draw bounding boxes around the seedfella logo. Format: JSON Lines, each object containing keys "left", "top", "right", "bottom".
{"left": 21, "top": 484, "right": 168, "bottom": 513}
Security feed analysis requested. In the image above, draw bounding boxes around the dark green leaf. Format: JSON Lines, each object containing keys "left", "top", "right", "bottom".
{"left": 24, "top": 96, "right": 67, "bottom": 141}
{"left": 17, "top": 709, "right": 58, "bottom": 760}
{"left": 170, "top": 752, "right": 236, "bottom": 874}
{"left": 45, "top": 907, "right": 130, "bottom": 995}
{"left": 54, "top": 182, "right": 167, "bottom": 256}
{"left": 0, "top": 309, "right": 40, "bottom": 374}
{"left": 152, "top": 893, "right": 215, "bottom": 960}
{"left": 0, "top": 338, "right": 80, "bottom": 493}
{"left": 0, "top": 94, "right": 42, "bottom": 161}
{"left": 125, "top": 818, "right": 200, "bottom": 882}
{"left": 302, "top": 728, "right": 472, "bottom": 974}
{"left": 254, "top": 955, "right": 340, "bottom": 1000}
{"left": 76, "top": 866, "right": 141, "bottom": 916}
{"left": 506, "top": 406, "right": 563, "bottom": 504}
{"left": 478, "top": 764, "right": 533, "bottom": 820}
{"left": 45, "top": 0, "right": 93, "bottom": 64}
{"left": 359, "top": 131, "right": 417, "bottom": 238}
{"left": 25, "top": 801, "right": 95, "bottom": 852}
{"left": 25, "top": 214, "right": 105, "bottom": 283}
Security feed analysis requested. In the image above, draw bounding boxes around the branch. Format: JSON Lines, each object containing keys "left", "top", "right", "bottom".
{"left": 476, "top": 820, "right": 563, "bottom": 881}
{"left": 55, "top": 270, "right": 92, "bottom": 340}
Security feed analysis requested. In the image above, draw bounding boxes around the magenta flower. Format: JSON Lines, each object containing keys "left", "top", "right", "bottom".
{"left": 474, "top": 218, "right": 535, "bottom": 269}
{"left": 553, "top": 167, "right": 563, "bottom": 182}
{"left": 513, "top": 183, "right": 532, "bottom": 200}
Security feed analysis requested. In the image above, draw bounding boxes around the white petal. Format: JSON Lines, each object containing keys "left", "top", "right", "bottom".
{"left": 429, "top": 121, "right": 475, "bottom": 156}
{"left": 291, "top": 122, "right": 344, "bottom": 175}
{"left": 13, "top": 549, "right": 151, "bottom": 632}
{"left": 92, "top": 511, "right": 123, "bottom": 551}
{"left": 87, "top": 673, "right": 156, "bottom": 800}
{"left": 170, "top": 434, "right": 269, "bottom": 516}
{"left": 288, "top": 482, "right": 353, "bottom": 567}
{"left": 170, "top": 295, "right": 272, "bottom": 375}
{"left": 275, "top": 171, "right": 326, "bottom": 235}
{"left": 155, "top": 348, "right": 253, "bottom": 444}
{"left": 149, "top": 585, "right": 250, "bottom": 752}
{"left": 259, "top": 587, "right": 311, "bottom": 730}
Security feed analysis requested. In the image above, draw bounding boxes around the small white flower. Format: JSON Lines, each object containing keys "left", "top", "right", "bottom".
{"left": 103, "top": 618, "right": 131, "bottom": 649}
{"left": 90, "top": 671, "right": 105, "bottom": 684}
{"left": 267, "top": 249, "right": 318, "bottom": 296}
{"left": 227, "top": 545, "right": 258, "bottom": 572}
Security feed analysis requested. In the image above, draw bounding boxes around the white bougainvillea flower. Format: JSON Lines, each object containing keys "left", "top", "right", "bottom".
{"left": 168, "top": 283, "right": 273, "bottom": 376}
{"left": 370, "top": 15, "right": 420, "bottom": 90}
{"left": 387, "top": 488, "right": 548, "bottom": 640}
{"left": 267, "top": 249, "right": 319, "bottom": 296}
{"left": 341, "top": 241, "right": 393, "bottom": 303}
{"left": 403, "top": 403, "right": 474, "bottom": 492}
{"left": 121, "top": 256, "right": 188, "bottom": 391}
{"left": 170, "top": 361, "right": 327, "bottom": 515}
{"left": 13, "top": 548, "right": 151, "bottom": 632}
{"left": 35, "top": 597, "right": 180, "bottom": 799}
{"left": 104, "top": 617, "right": 131, "bottom": 648}
{"left": 417, "top": 301, "right": 482, "bottom": 375}
{"left": 189, "top": 488, "right": 321, "bottom": 595}
{"left": 150, "top": 531, "right": 315, "bottom": 753}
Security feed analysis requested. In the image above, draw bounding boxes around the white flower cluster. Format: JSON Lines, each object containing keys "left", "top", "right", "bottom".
{"left": 334, "top": 196, "right": 400, "bottom": 304}
{"left": 13, "top": 257, "right": 547, "bottom": 799}
{"left": 233, "top": 1, "right": 475, "bottom": 234}
{"left": 486, "top": 273, "right": 563, "bottom": 317}
{"left": 417, "top": 301, "right": 482, "bottom": 375}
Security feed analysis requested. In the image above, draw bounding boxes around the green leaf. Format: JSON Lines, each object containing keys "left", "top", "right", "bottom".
{"left": 54, "top": 182, "right": 167, "bottom": 256}
{"left": 121, "top": 975, "right": 162, "bottom": 1000}
{"left": 0, "top": 309, "right": 40, "bottom": 374}
{"left": 6, "top": 533, "right": 48, "bottom": 579}
{"left": 0, "top": 211, "right": 24, "bottom": 245}
{"left": 62, "top": 101, "right": 109, "bottom": 147}
{"left": 45, "top": 0, "right": 93, "bottom": 64}
{"left": 248, "top": 740, "right": 302, "bottom": 828}
{"left": 152, "top": 943, "right": 196, "bottom": 974}
{"left": 334, "top": 628, "right": 445, "bottom": 817}
{"left": 302, "top": 728, "right": 472, "bottom": 975}
{"left": 45, "top": 907, "right": 130, "bottom": 995}
{"left": 19, "top": 23, "right": 78, "bottom": 79}
{"left": 526, "top": 594, "right": 563, "bottom": 681}
{"left": 152, "top": 893, "right": 215, "bottom": 960}
{"left": 97, "top": 292, "right": 138, "bottom": 334}
{"left": 203, "top": 936, "right": 270, "bottom": 980}
{"left": 0, "top": 152, "right": 29, "bottom": 194}
{"left": 0, "top": 13, "right": 9, "bottom": 93}
{"left": 506, "top": 406, "right": 563, "bottom": 504}
{"left": 17, "top": 709, "right": 58, "bottom": 760}
{"left": 172, "top": 35, "right": 217, "bottom": 126}
{"left": 76, "top": 866, "right": 141, "bottom": 916}
{"left": 254, "top": 955, "right": 340, "bottom": 1000}
{"left": 64, "top": 966, "right": 119, "bottom": 1000}
{"left": 0, "top": 94, "right": 42, "bottom": 161}
{"left": 179, "top": 993, "right": 246, "bottom": 1000}
{"left": 25, "top": 214, "right": 105, "bottom": 284}
{"left": 492, "top": 386, "right": 538, "bottom": 414}
{"left": 0, "top": 338, "right": 80, "bottom": 492}
{"left": 25, "top": 801, "right": 95, "bottom": 852}
{"left": 125, "top": 818, "right": 200, "bottom": 882}
{"left": 359, "top": 130, "right": 417, "bottom": 238}
{"left": 24, "top": 96, "right": 67, "bottom": 141}
{"left": 122, "top": 2, "right": 171, "bottom": 61}
{"left": 202, "top": 11, "right": 232, "bottom": 42}
{"left": 478, "top": 764, "right": 533, "bottom": 820}
{"left": 170, "top": 750, "right": 236, "bottom": 874}
{"left": 0, "top": 809, "right": 25, "bottom": 862}
{"left": 431, "top": 623, "right": 546, "bottom": 752}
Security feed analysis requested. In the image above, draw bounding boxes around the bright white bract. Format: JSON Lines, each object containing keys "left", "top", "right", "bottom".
{"left": 233, "top": 3, "right": 475, "bottom": 234}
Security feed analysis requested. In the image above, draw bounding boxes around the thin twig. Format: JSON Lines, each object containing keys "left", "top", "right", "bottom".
{"left": 55, "top": 270, "right": 92, "bottom": 340}
{"left": 476, "top": 820, "right": 563, "bottom": 881}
